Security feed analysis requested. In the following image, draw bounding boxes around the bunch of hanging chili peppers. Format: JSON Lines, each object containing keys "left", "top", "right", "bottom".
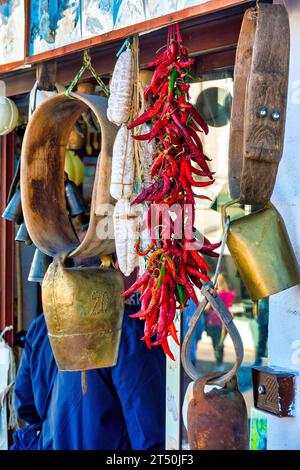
{"left": 121, "top": 24, "right": 220, "bottom": 360}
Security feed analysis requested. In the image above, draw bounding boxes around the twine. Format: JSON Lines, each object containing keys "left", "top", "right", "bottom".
{"left": 66, "top": 50, "right": 110, "bottom": 98}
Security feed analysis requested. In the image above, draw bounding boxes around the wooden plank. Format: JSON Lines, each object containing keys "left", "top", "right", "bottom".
{"left": 3, "top": 11, "right": 243, "bottom": 96}
{"left": 0, "top": 134, "right": 15, "bottom": 347}
{"left": 0, "top": 0, "right": 251, "bottom": 74}
{"left": 36, "top": 62, "right": 57, "bottom": 91}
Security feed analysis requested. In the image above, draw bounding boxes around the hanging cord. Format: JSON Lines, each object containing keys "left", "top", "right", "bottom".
{"left": 131, "top": 35, "right": 143, "bottom": 194}
{"left": 66, "top": 50, "right": 110, "bottom": 98}
{"left": 181, "top": 216, "right": 245, "bottom": 385}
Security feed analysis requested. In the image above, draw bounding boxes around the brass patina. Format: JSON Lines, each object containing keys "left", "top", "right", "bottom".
{"left": 42, "top": 256, "right": 124, "bottom": 371}
{"left": 222, "top": 200, "right": 300, "bottom": 301}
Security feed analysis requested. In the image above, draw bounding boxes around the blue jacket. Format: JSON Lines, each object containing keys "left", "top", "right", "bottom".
{"left": 12, "top": 306, "right": 166, "bottom": 450}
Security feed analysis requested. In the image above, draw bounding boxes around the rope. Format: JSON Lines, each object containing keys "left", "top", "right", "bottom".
{"left": 66, "top": 50, "right": 110, "bottom": 98}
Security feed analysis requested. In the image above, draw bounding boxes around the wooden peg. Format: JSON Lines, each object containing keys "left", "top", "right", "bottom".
{"left": 36, "top": 62, "right": 57, "bottom": 91}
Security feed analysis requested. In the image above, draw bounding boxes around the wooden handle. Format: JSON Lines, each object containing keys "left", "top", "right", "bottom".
{"left": 229, "top": 4, "right": 290, "bottom": 205}
{"left": 21, "top": 92, "right": 118, "bottom": 259}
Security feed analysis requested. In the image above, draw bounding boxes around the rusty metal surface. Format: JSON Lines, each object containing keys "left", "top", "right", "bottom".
{"left": 252, "top": 366, "right": 297, "bottom": 417}
{"left": 188, "top": 373, "right": 249, "bottom": 450}
{"left": 42, "top": 257, "right": 124, "bottom": 371}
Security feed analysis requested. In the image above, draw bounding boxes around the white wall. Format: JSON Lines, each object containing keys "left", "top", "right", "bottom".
{"left": 268, "top": 0, "right": 300, "bottom": 450}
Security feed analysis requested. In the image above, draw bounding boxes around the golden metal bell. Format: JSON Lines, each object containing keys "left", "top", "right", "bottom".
{"left": 222, "top": 200, "right": 300, "bottom": 301}
{"left": 42, "top": 256, "right": 124, "bottom": 371}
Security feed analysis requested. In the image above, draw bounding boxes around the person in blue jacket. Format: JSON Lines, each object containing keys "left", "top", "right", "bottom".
{"left": 11, "top": 303, "right": 166, "bottom": 450}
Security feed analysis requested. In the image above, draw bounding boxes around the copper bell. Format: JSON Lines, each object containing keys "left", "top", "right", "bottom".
{"left": 188, "top": 373, "right": 249, "bottom": 450}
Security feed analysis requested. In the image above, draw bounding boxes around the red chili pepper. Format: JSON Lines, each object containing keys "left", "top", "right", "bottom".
{"left": 185, "top": 265, "right": 210, "bottom": 282}
{"left": 131, "top": 178, "right": 164, "bottom": 205}
{"left": 188, "top": 250, "right": 210, "bottom": 272}
{"left": 135, "top": 240, "right": 154, "bottom": 256}
{"left": 191, "top": 166, "right": 215, "bottom": 179}
{"left": 188, "top": 127, "right": 203, "bottom": 152}
{"left": 180, "top": 46, "right": 189, "bottom": 57}
{"left": 144, "top": 308, "right": 159, "bottom": 349}
{"left": 165, "top": 254, "right": 176, "bottom": 279}
{"left": 182, "top": 161, "right": 215, "bottom": 188}
{"left": 178, "top": 58, "right": 195, "bottom": 68}
{"left": 146, "top": 48, "right": 169, "bottom": 68}
{"left": 162, "top": 338, "right": 175, "bottom": 361}
{"left": 179, "top": 265, "right": 199, "bottom": 306}
{"left": 189, "top": 106, "right": 209, "bottom": 135}
{"left": 150, "top": 174, "right": 172, "bottom": 201}
{"left": 121, "top": 271, "right": 150, "bottom": 298}
{"left": 151, "top": 153, "right": 165, "bottom": 179}
{"left": 187, "top": 273, "right": 203, "bottom": 290}
{"left": 168, "top": 322, "right": 180, "bottom": 346}
{"left": 199, "top": 249, "right": 219, "bottom": 258}
{"left": 126, "top": 25, "right": 218, "bottom": 360}
{"left": 150, "top": 40, "right": 179, "bottom": 91}
{"left": 128, "top": 83, "right": 168, "bottom": 130}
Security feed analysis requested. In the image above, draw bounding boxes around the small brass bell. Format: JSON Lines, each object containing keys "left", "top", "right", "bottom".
{"left": 15, "top": 222, "right": 32, "bottom": 245}
{"left": 2, "top": 189, "right": 22, "bottom": 223}
{"left": 65, "top": 179, "right": 87, "bottom": 218}
{"left": 28, "top": 248, "right": 52, "bottom": 283}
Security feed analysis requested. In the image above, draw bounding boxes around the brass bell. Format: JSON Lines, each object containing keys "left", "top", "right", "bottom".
{"left": 222, "top": 200, "right": 300, "bottom": 300}
{"left": 15, "top": 222, "right": 32, "bottom": 245}
{"left": 42, "top": 255, "right": 124, "bottom": 371}
{"left": 28, "top": 248, "right": 52, "bottom": 283}
{"left": 2, "top": 189, "right": 22, "bottom": 223}
{"left": 65, "top": 178, "right": 87, "bottom": 218}
{"left": 188, "top": 373, "right": 249, "bottom": 450}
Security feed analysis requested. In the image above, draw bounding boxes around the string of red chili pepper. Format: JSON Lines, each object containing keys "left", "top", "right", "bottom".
{"left": 121, "top": 24, "right": 221, "bottom": 360}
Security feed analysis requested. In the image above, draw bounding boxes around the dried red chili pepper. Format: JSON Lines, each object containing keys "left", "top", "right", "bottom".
{"left": 122, "top": 24, "right": 220, "bottom": 360}
{"left": 128, "top": 82, "right": 168, "bottom": 130}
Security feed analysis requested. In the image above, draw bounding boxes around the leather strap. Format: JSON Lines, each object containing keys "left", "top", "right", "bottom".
{"left": 229, "top": 3, "right": 289, "bottom": 205}
{"left": 21, "top": 92, "right": 118, "bottom": 258}
{"left": 181, "top": 282, "right": 244, "bottom": 388}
